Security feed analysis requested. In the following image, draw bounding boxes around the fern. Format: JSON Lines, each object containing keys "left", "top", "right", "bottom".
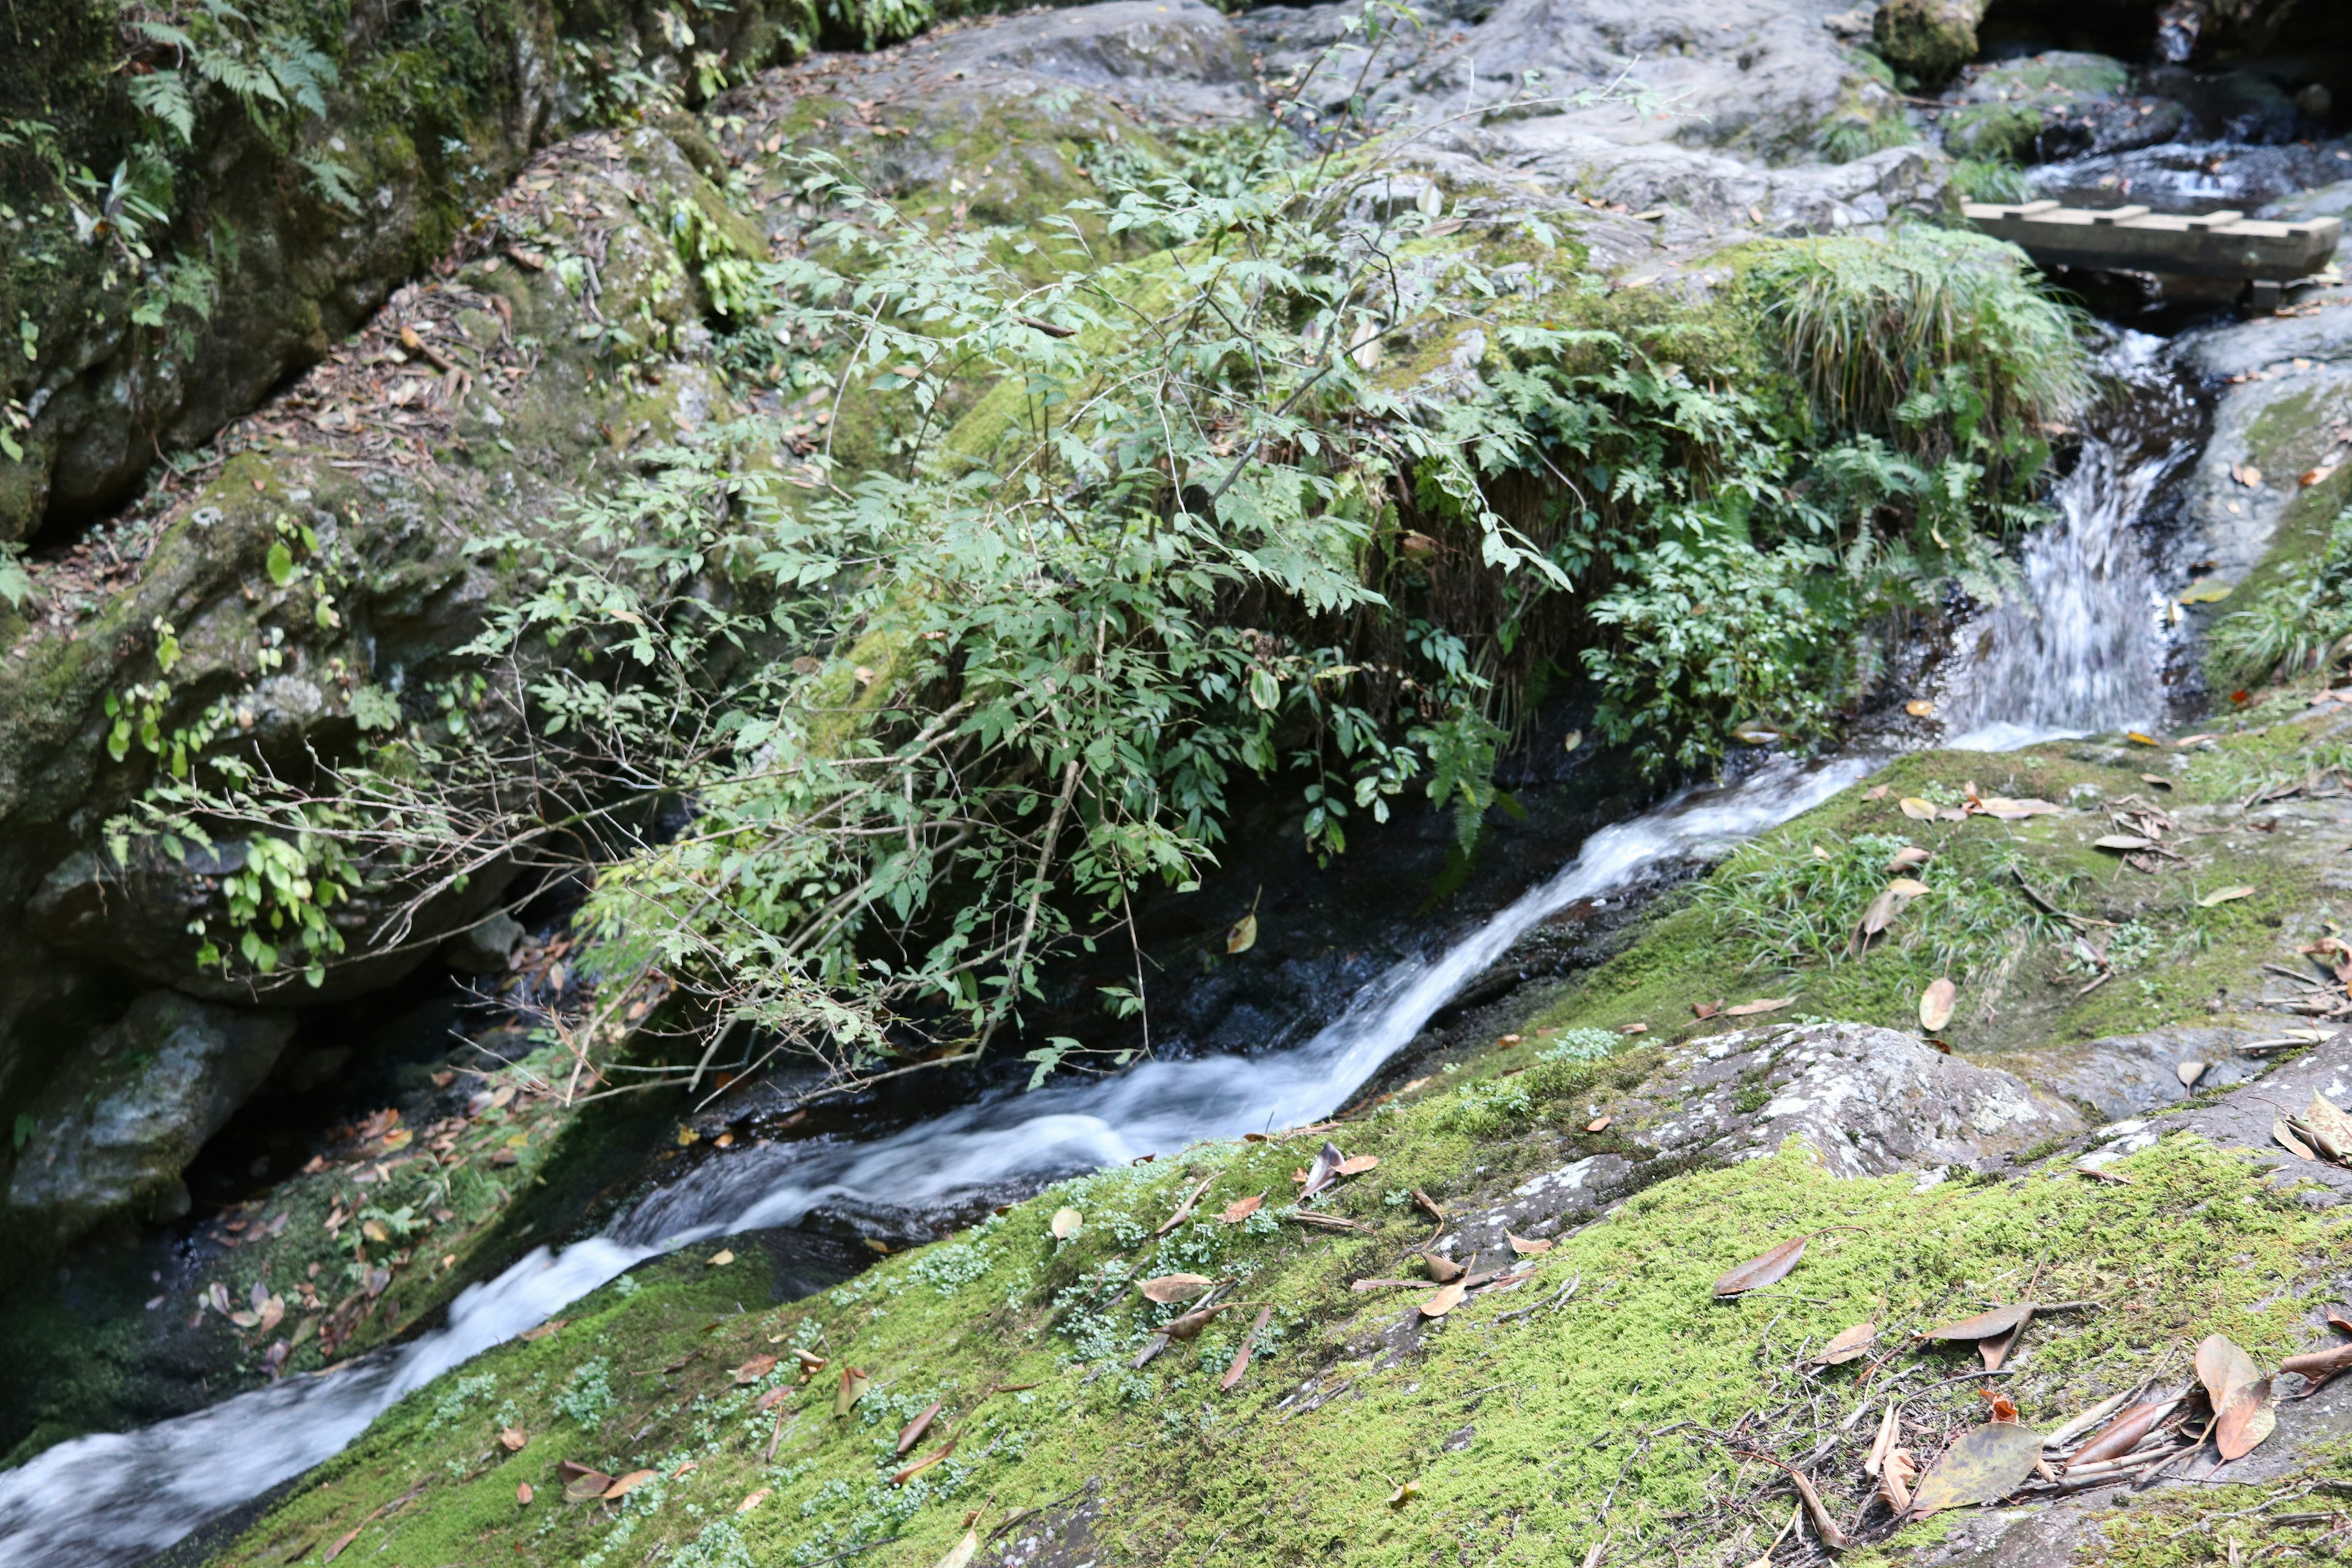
{"left": 129, "top": 70, "right": 197, "bottom": 145}
{"left": 299, "top": 153, "right": 361, "bottom": 212}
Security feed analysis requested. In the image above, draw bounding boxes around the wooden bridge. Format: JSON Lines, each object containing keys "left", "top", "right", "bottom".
{"left": 1964, "top": 200, "right": 2342, "bottom": 308}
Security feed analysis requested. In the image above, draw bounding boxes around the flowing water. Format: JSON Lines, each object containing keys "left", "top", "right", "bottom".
{"left": 1942, "top": 330, "right": 2201, "bottom": 752}
{"left": 0, "top": 325, "right": 2205, "bottom": 1568}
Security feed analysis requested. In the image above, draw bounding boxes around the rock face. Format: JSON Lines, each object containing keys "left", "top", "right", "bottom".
{"left": 5, "top": 992, "right": 294, "bottom": 1250}
{"left": 1434, "top": 1022, "right": 2082, "bottom": 1263}
{"left": 913, "top": 0, "right": 1261, "bottom": 123}
{"left": 0, "top": 0, "right": 818, "bottom": 540}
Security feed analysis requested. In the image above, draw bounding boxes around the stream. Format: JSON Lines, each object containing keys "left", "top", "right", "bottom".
{"left": 0, "top": 203, "right": 2228, "bottom": 1568}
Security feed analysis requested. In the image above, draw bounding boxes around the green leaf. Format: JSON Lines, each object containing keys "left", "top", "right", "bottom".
{"left": 266, "top": 540, "right": 295, "bottom": 586}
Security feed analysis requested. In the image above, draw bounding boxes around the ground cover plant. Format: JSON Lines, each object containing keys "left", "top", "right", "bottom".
{"left": 98, "top": 66, "right": 2101, "bottom": 1114}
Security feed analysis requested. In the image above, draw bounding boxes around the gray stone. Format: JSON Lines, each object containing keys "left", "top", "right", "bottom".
{"left": 444, "top": 911, "right": 527, "bottom": 974}
{"left": 5, "top": 992, "right": 295, "bottom": 1250}
{"left": 1431, "top": 1022, "right": 2081, "bottom": 1268}
{"left": 1989, "top": 1023, "right": 2278, "bottom": 1124}
{"left": 906, "top": 0, "right": 1259, "bottom": 123}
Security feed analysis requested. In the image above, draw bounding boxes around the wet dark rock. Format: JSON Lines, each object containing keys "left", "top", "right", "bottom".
{"left": 1989, "top": 1023, "right": 2276, "bottom": 1122}
{"left": 2026, "top": 137, "right": 2352, "bottom": 214}
{"left": 1941, "top": 53, "right": 2184, "bottom": 163}
{"left": 4, "top": 992, "right": 294, "bottom": 1251}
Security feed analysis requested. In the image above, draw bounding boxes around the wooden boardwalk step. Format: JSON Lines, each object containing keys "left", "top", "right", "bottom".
{"left": 1963, "top": 200, "right": 2342, "bottom": 282}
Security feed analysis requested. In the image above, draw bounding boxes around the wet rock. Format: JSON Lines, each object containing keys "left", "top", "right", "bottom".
{"left": 1940, "top": 53, "right": 2182, "bottom": 164}
{"left": 4, "top": 992, "right": 295, "bottom": 1251}
{"left": 444, "top": 911, "right": 527, "bottom": 974}
{"left": 1989, "top": 1023, "right": 2275, "bottom": 1123}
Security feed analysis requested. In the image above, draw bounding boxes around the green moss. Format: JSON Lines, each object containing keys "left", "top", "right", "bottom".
{"left": 209, "top": 1070, "right": 2352, "bottom": 1568}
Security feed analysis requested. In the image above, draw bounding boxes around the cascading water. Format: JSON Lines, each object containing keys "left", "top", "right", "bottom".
{"left": 0, "top": 301, "right": 2209, "bottom": 1568}
{"left": 0, "top": 757, "right": 1869, "bottom": 1568}
{"left": 1941, "top": 330, "right": 2203, "bottom": 750}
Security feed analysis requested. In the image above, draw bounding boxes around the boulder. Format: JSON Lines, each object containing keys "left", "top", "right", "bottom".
{"left": 1432, "top": 1022, "right": 2083, "bottom": 1262}
{"left": 905, "top": 0, "right": 1260, "bottom": 124}
{"left": 1874, "top": 0, "right": 1985, "bottom": 83}
{"left": 1939, "top": 52, "right": 2183, "bottom": 164}
{"left": 4, "top": 992, "right": 295, "bottom": 1251}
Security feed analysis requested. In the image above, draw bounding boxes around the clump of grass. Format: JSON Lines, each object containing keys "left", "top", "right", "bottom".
{"left": 1698, "top": 827, "right": 2067, "bottom": 980}
{"left": 1743, "top": 226, "right": 2092, "bottom": 484}
{"left": 2208, "top": 503, "right": 2352, "bottom": 687}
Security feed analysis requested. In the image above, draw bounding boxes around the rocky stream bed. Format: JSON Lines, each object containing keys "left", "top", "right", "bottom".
{"left": 4, "top": 0, "right": 2352, "bottom": 1565}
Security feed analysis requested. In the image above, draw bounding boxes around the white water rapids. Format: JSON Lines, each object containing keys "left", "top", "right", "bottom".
{"left": 0, "top": 334, "right": 2192, "bottom": 1568}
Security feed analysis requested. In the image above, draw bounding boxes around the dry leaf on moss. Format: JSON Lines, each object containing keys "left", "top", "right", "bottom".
{"left": 499, "top": 1425, "right": 527, "bottom": 1452}
{"left": 1713, "top": 1237, "right": 1806, "bottom": 1297}
{"left": 1335, "top": 1154, "right": 1380, "bottom": 1177}
{"left": 891, "top": 1440, "right": 957, "bottom": 1486}
{"left": 1506, "top": 1233, "right": 1553, "bottom": 1256}
{"left": 1050, "top": 1207, "right": 1082, "bottom": 1240}
{"left": 734, "top": 1355, "right": 777, "bottom": 1385}
{"left": 1724, "top": 997, "right": 1795, "bottom": 1017}
{"left": 1422, "top": 1252, "right": 1466, "bottom": 1283}
{"left": 1221, "top": 1304, "right": 1275, "bottom": 1391}
{"left": 1139, "top": 1273, "right": 1215, "bottom": 1304}
{"left": 835, "top": 1365, "right": 870, "bottom": 1416}
{"left": 1297, "top": 1140, "right": 1346, "bottom": 1198}
{"left": 1923, "top": 1303, "right": 2035, "bottom": 1343}
{"left": 1419, "top": 1282, "right": 1468, "bottom": 1319}
{"left": 1815, "top": 1321, "right": 1877, "bottom": 1366}
{"left": 1899, "top": 797, "right": 1937, "bottom": 820}
{"left": 2198, "top": 886, "right": 2256, "bottom": 907}
{"left": 2198, "top": 1333, "right": 2261, "bottom": 1415}
{"left": 933, "top": 1526, "right": 979, "bottom": 1568}
{"left": 895, "top": 1402, "right": 940, "bottom": 1456}
{"left": 1920, "top": 977, "right": 1958, "bottom": 1032}
{"left": 1219, "top": 1193, "right": 1265, "bottom": 1224}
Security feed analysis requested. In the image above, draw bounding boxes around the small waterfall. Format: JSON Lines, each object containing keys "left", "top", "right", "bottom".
{"left": 1941, "top": 330, "right": 2200, "bottom": 750}
{"left": 0, "top": 757, "right": 1869, "bottom": 1568}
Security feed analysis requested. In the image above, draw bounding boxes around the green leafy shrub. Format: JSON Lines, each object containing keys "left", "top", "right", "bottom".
{"left": 2209, "top": 503, "right": 2352, "bottom": 685}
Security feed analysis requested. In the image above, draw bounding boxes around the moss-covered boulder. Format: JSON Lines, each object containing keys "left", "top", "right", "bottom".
{"left": 1874, "top": 0, "right": 1985, "bottom": 83}
{"left": 1939, "top": 51, "right": 2183, "bottom": 164}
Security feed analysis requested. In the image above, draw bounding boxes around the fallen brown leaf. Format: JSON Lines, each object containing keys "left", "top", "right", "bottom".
{"left": 1387, "top": 1480, "right": 1420, "bottom": 1507}
{"left": 1899, "top": 796, "right": 1937, "bottom": 820}
{"left": 1919, "top": 976, "right": 1958, "bottom": 1033}
{"left": 1221, "top": 1303, "right": 1275, "bottom": 1391}
{"left": 734, "top": 1354, "right": 777, "bottom": 1385}
{"left": 1879, "top": 1448, "right": 1917, "bottom": 1514}
{"left": 498, "top": 1425, "right": 527, "bottom": 1452}
{"left": 2198, "top": 1333, "right": 2262, "bottom": 1414}
{"left": 1691, "top": 999, "right": 1724, "bottom": 1019}
{"left": 563, "top": 1470, "right": 614, "bottom": 1503}
{"left": 2177, "top": 1060, "right": 2207, "bottom": 1088}
{"left": 1218, "top": 1193, "right": 1265, "bottom": 1224}
{"left": 895, "top": 1401, "right": 941, "bottom": 1456}
{"left": 1907, "top": 1422, "right": 2043, "bottom": 1516}
{"left": 754, "top": 1385, "right": 791, "bottom": 1412}
{"left": 516, "top": 1482, "right": 533, "bottom": 1506}
{"left": 891, "top": 1439, "right": 956, "bottom": 1486}
{"left": 1334, "top": 1154, "right": 1380, "bottom": 1177}
{"left": 2276, "top": 1119, "right": 2318, "bottom": 1161}
{"left": 1923, "top": 1303, "right": 2034, "bottom": 1343}
{"left": 1863, "top": 785, "right": 1888, "bottom": 800}
{"left": 1888, "top": 845, "right": 1932, "bottom": 872}
{"left": 1724, "top": 997, "right": 1795, "bottom": 1017}
{"left": 1165, "top": 1302, "right": 1242, "bottom": 1340}
{"left": 1419, "top": 1281, "right": 1468, "bottom": 1319}
{"left": 1139, "top": 1273, "right": 1215, "bottom": 1304}
{"left": 1586, "top": 1115, "right": 1612, "bottom": 1133}
{"left": 1297, "top": 1140, "right": 1347, "bottom": 1198}
{"left": 1972, "top": 796, "right": 2061, "bottom": 820}
{"left": 2198, "top": 885, "right": 2256, "bottom": 907}
{"left": 705, "top": 1250, "right": 734, "bottom": 1267}
{"left": 736, "top": 1487, "right": 770, "bottom": 1515}
{"left": 2068, "top": 1400, "right": 2173, "bottom": 1470}
{"left": 603, "top": 1470, "right": 657, "bottom": 1501}
{"left": 2215, "top": 1378, "right": 2277, "bottom": 1461}
{"left": 2282, "top": 1340, "right": 2352, "bottom": 1389}
{"left": 2076, "top": 1161, "right": 2133, "bottom": 1185}
{"left": 1713, "top": 1236, "right": 1807, "bottom": 1297}
{"left": 2094, "top": 834, "right": 2154, "bottom": 851}
{"left": 834, "top": 1365, "right": 869, "bottom": 1416}
{"left": 1814, "top": 1321, "right": 1877, "bottom": 1366}
{"left": 1049, "top": 1207, "right": 1082, "bottom": 1240}
{"left": 933, "top": 1526, "right": 979, "bottom": 1568}
{"left": 1506, "top": 1232, "right": 1553, "bottom": 1256}
{"left": 1422, "top": 1252, "right": 1466, "bottom": 1283}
